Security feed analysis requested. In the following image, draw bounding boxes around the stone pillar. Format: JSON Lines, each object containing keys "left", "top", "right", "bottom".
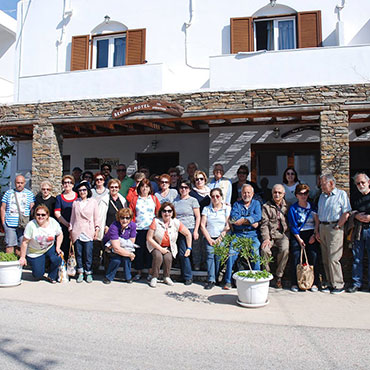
{"left": 320, "top": 107, "right": 350, "bottom": 192}
{"left": 32, "top": 120, "right": 63, "bottom": 195}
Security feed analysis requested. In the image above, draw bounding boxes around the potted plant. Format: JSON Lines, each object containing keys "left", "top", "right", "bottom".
{"left": 214, "top": 234, "right": 273, "bottom": 308}
{"left": 0, "top": 252, "right": 22, "bottom": 287}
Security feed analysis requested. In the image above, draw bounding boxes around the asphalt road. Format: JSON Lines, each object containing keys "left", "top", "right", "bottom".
{"left": 1, "top": 298, "right": 370, "bottom": 370}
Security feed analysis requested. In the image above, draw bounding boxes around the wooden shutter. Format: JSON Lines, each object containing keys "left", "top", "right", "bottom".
{"left": 70, "top": 35, "right": 90, "bottom": 71}
{"left": 297, "top": 11, "right": 322, "bottom": 48}
{"left": 230, "top": 17, "right": 254, "bottom": 53}
{"left": 126, "top": 28, "right": 146, "bottom": 65}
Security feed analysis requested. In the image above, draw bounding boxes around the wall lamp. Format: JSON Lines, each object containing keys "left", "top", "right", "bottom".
{"left": 273, "top": 127, "right": 280, "bottom": 138}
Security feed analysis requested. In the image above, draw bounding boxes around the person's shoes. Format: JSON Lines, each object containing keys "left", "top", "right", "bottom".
{"left": 223, "top": 283, "right": 232, "bottom": 290}
{"left": 290, "top": 285, "right": 299, "bottom": 292}
{"left": 86, "top": 275, "right": 93, "bottom": 283}
{"left": 331, "top": 287, "right": 345, "bottom": 295}
{"left": 149, "top": 277, "right": 157, "bottom": 288}
{"left": 275, "top": 278, "right": 283, "bottom": 289}
{"left": 310, "top": 285, "right": 319, "bottom": 292}
{"left": 146, "top": 274, "right": 152, "bottom": 282}
{"left": 184, "top": 279, "right": 192, "bottom": 286}
{"left": 126, "top": 278, "right": 133, "bottom": 284}
{"left": 103, "top": 277, "right": 111, "bottom": 285}
{"left": 164, "top": 277, "right": 174, "bottom": 286}
{"left": 320, "top": 286, "right": 331, "bottom": 293}
{"left": 346, "top": 285, "right": 360, "bottom": 293}
{"left": 204, "top": 282, "right": 215, "bottom": 290}
{"left": 133, "top": 274, "right": 141, "bottom": 281}
{"left": 76, "top": 273, "right": 84, "bottom": 283}
{"left": 46, "top": 276, "right": 57, "bottom": 284}
{"left": 194, "top": 265, "right": 200, "bottom": 271}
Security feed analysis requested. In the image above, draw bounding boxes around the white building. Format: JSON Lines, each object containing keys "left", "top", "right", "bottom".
{"left": 1, "top": 0, "right": 370, "bottom": 191}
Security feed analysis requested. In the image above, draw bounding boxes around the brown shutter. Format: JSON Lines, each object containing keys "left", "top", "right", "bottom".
{"left": 297, "top": 11, "right": 322, "bottom": 48}
{"left": 230, "top": 17, "right": 254, "bottom": 53}
{"left": 126, "top": 28, "right": 146, "bottom": 65}
{"left": 70, "top": 35, "right": 90, "bottom": 71}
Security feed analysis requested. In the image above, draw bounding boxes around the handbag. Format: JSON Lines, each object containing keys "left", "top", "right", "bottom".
{"left": 58, "top": 255, "right": 69, "bottom": 283}
{"left": 296, "top": 247, "right": 314, "bottom": 290}
{"left": 67, "top": 242, "right": 77, "bottom": 277}
{"left": 14, "top": 192, "right": 29, "bottom": 228}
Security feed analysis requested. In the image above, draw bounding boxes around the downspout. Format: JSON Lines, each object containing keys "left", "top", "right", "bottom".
{"left": 56, "top": 0, "right": 73, "bottom": 72}
{"left": 335, "top": 0, "right": 346, "bottom": 46}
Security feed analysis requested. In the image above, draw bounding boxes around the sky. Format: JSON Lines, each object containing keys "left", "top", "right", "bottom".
{"left": 0, "top": 0, "right": 19, "bottom": 19}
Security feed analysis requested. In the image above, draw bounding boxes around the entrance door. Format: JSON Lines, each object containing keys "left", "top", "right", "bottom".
{"left": 137, "top": 152, "right": 179, "bottom": 176}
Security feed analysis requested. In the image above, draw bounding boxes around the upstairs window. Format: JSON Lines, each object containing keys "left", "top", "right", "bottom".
{"left": 93, "top": 34, "right": 127, "bottom": 68}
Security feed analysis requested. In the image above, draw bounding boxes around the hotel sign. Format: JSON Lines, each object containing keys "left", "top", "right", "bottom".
{"left": 112, "top": 100, "right": 184, "bottom": 119}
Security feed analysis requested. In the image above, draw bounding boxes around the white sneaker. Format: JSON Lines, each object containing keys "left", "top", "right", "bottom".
{"left": 164, "top": 277, "right": 174, "bottom": 286}
{"left": 149, "top": 277, "right": 157, "bottom": 288}
{"left": 290, "top": 285, "right": 299, "bottom": 292}
{"left": 146, "top": 274, "right": 152, "bottom": 282}
{"left": 310, "top": 285, "right": 318, "bottom": 292}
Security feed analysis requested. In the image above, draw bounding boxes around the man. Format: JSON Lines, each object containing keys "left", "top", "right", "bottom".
{"left": 72, "top": 167, "right": 82, "bottom": 191}
{"left": 224, "top": 184, "right": 261, "bottom": 290}
{"left": 1, "top": 175, "right": 35, "bottom": 255}
{"left": 208, "top": 163, "right": 232, "bottom": 205}
{"left": 260, "top": 184, "right": 289, "bottom": 289}
{"left": 101, "top": 163, "right": 113, "bottom": 186}
{"left": 186, "top": 162, "right": 198, "bottom": 182}
{"left": 347, "top": 173, "right": 370, "bottom": 293}
{"left": 317, "top": 173, "right": 351, "bottom": 294}
{"left": 116, "top": 164, "right": 134, "bottom": 198}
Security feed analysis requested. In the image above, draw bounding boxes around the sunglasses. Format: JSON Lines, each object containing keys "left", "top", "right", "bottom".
{"left": 78, "top": 188, "right": 87, "bottom": 192}
{"left": 95, "top": 178, "right": 104, "bottom": 181}
{"left": 356, "top": 181, "right": 367, "bottom": 185}
{"left": 36, "top": 213, "right": 47, "bottom": 217}
{"left": 161, "top": 181, "right": 169, "bottom": 184}
{"left": 162, "top": 209, "right": 173, "bottom": 213}
{"left": 297, "top": 191, "right": 309, "bottom": 196}
{"left": 195, "top": 178, "right": 204, "bottom": 181}
{"left": 211, "top": 195, "right": 221, "bottom": 199}
{"left": 120, "top": 216, "right": 131, "bottom": 220}
{"left": 63, "top": 181, "right": 72, "bottom": 185}
{"left": 41, "top": 188, "right": 51, "bottom": 191}
{"left": 110, "top": 186, "right": 119, "bottom": 189}
{"left": 180, "top": 186, "right": 189, "bottom": 190}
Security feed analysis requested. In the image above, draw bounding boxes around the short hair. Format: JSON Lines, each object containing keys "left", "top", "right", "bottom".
{"left": 116, "top": 208, "right": 133, "bottom": 222}
{"left": 241, "top": 183, "right": 254, "bottom": 193}
{"left": 237, "top": 165, "right": 249, "bottom": 175}
{"left": 193, "top": 170, "right": 208, "bottom": 184}
{"left": 272, "top": 184, "right": 285, "bottom": 193}
{"left": 107, "top": 178, "right": 121, "bottom": 190}
{"left": 34, "top": 204, "right": 50, "bottom": 218}
{"left": 353, "top": 172, "right": 369, "bottom": 182}
{"left": 76, "top": 181, "right": 92, "bottom": 198}
{"left": 158, "top": 202, "right": 176, "bottom": 219}
{"left": 295, "top": 183, "right": 310, "bottom": 195}
{"left": 210, "top": 187, "right": 223, "bottom": 197}
{"left": 134, "top": 172, "right": 146, "bottom": 182}
{"left": 187, "top": 162, "right": 198, "bottom": 170}
{"left": 320, "top": 173, "right": 336, "bottom": 185}
{"left": 160, "top": 174, "right": 171, "bottom": 182}
{"left": 101, "top": 163, "right": 112, "bottom": 172}
{"left": 72, "top": 167, "right": 82, "bottom": 173}
{"left": 168, "top": 167, "right": 180, "bottom": 176}
{"left": 283, "top": 167, "right": 299, "bottom": 184}
{"left": 40, "top": 180, "right": 52, "bottom": 190}
{"left": 94, "top": 172, "right": 105, "bottom": 181}
{"left": 82, "top": 171, "right": 94, "bottom": 180}
{"left": 179, "top": 180, "right": 192, "bottom": 189}
{"left": 213, "top": 163, "right": 224, "bottom": 171}
{"left": 137, "top": 178, "right": 153, "bottom": 195}
{"left": 62, "top": 174, "right": 75, "bottom": 185}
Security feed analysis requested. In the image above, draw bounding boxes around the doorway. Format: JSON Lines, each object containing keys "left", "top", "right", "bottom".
{"left": 137, "top": 152, "right": 179, "bottom": 176}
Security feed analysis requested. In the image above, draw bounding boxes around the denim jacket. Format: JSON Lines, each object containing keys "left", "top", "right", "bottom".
{"left": 230, "top": 199, "right": 261, "bottom": 237}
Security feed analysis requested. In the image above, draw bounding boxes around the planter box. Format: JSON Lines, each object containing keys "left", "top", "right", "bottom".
{"left": 0, "top": 261, "right": 22, "bottom": 287}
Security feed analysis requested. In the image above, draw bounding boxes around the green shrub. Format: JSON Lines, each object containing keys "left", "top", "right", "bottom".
{"left": 0, "top": 252, "right": 19, "bottom": 262}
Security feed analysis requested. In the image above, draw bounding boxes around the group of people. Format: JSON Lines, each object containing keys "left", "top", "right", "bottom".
{"left": 1, "top": 161, "right": 369, "bottom": 294}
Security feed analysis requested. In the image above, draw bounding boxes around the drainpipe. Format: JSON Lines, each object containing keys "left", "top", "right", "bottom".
{"left": 56, "top": 0, "right": 73, "bottom": 72}
{"left": 335, "top": 0, "right": 346, "bottom": 46}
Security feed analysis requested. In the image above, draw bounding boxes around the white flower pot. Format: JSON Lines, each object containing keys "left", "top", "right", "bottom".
{"left": 233, "top": 270, "right": 273, "bottom": 308}
{"left": 0, "top": 261, "right": 22, "bottom": 287}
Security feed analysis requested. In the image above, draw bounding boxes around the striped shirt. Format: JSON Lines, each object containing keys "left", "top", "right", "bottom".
{"left": 2, "top": 189, "right": 35, "bottom": 227}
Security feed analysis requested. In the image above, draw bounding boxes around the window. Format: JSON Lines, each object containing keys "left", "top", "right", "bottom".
{"left": 254, "top": 17, "right": 296, "bottom": 51}
{"left": 93, "top": 34, "right": 127, "bottom": 69}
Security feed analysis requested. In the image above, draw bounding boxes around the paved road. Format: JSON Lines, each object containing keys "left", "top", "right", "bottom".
{"left": 1, "top": 271, "right": 370, "bottom": 369}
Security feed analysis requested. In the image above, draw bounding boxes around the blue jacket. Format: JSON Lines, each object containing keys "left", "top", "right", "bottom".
{"left": 288, "top": 201, "right": 316, "bottom": 235}
{"left": 230, "top": 199, "right": 261, "bottom": 237}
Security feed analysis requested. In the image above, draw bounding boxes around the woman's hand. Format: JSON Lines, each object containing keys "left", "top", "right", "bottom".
{"left": 129, "top": 252, "right": 135, "bottom": 261}
{"left": 19, "top": 256, "right": 27, "bottom": 267}
{"left": 193, "top": 230, "right": 199, "bottom": 240}
{"left": 184, "top": 249, "right": 191, "bottom": 257}
{"left": 160, "top": 247, "right": 169, "bottom": 255}
{"left": 104, "top": 226, "right": 109, "bottom": 234}
{"left": 297, "top": 237, "right": 305, "bottom": 248}
{"left": 56, "top": 246, "right": 62, "bottom": 255}
{"left": 93, "top": 229, "right": 99, "bottom": 240}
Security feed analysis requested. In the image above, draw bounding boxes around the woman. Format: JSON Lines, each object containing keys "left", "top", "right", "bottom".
{"left": 103, "top": 208, "right": 136, "bottom": 284}
{"left": 231, "top": 165, "right": 260, "bottom": 205}
{"left": 69, "top": 181, "right": 100, "bottom": 283}
{"left": 173, "top": 180, "right": 200, "bottom": 284}
{"left": 190, "top": 170, "right": 211, "bottom": 212}
{"left": 32, "top": 180, "right": 56, "bottom": 218}
{"left": 129, "top": 179, "right": 161, "bottom": 280}
{"left": 283, "top": 167, "right": 300, "bottom": 205}
{"left": 288, "top": 183, "right": 320, "bottom": 292}
{"left": 126, "top": 172, "right": 145, "bottom": 205}
{"left": 19, "top": 205, "right": 63, "bottom": 283}
{"left": 55, "top": 175, "right": 78, "bottom": 261}
{"left": 91, "top": 172, "right": 109, "bottom": 203}
{"left": 155, "top": 174, "right": 178, "bottom": 204}
{"left": 201, "top": 188, "right": 230, "bottom": 290}
{"left": 147, "top": 202, "right": 192, "bottom": 287}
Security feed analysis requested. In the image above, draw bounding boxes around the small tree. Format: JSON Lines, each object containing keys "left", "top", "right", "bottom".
{"left": 0, "top": 135, "right": 15, "bottom": 193}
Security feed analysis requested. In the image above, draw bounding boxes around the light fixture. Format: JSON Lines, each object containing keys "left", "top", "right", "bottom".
{"left": 273, "top": 127, "right": 280, "bottom": 138}
{"left": 270, "top": 0, "right": 277, "bottom": 7}
{"left": 151, "top": 140, "right": 158, "bottom": 150}
{"left": 104, "top": 15, "right": 111, "bottom": 24}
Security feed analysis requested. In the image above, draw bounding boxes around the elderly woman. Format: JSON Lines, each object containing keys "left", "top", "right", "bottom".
{"left": 147, "top": 202, "right": 192, "bottom": 287}
{"left": 155, "top": 174, "right": 178, "bottom": 204}
{"left": 283, "top": 167, "right": 300, "bottom": 205}
{"left": 288, "top": 183, "right": 320, "bottom": 292}
{"left": 33, "top": 180, "right": 56, "bottom": 218}
{"left": 173, "top": 180, "right": 200, "bottom": 284}
{"left": 55, "top": 175, "right": 78, "bottom": 262}
{"left": 103, "top": 208, "right": 136, "bottom": 284}
{"left": 19, "top": 205, "right": 63, "bottom": 283}
{"left": 201, "top": 188, "right": 230, "bottom": 290}
{"left": 69, "top": 181, "right": 100, "bottom": 283}
{"left": 91, "top": 172, "right": 108, "bottom": 203}
{"left": 129, "top": 179, "right": 161, "bottom": 280}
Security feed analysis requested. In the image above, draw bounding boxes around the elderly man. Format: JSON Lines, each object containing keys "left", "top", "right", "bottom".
{"left": 347, "top": 173, "right": 370, "bottom": 293}
{"left": 116, "top": 163, "right": 134, "bottom": 198}
{"left": 1, "top": 175, "right": 35, "bottom": 255}
{"left": 223, "top": 184, "right": 261, "bottom": 290}
{"left": 260, "top": 184, "right": 289, "bottom": 289}
{"left": 317, "top": 173, "right": 351, "bottom": 294}
{"left": 209, "top": 163, "right": 232, "bottom": 205}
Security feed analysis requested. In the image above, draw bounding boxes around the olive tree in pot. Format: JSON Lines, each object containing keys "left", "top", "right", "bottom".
{"left": 0, "top": 252, "right": 22, "bottom": 287}
{"left": 214, "top": 234, "right": 273, "bottom": 308}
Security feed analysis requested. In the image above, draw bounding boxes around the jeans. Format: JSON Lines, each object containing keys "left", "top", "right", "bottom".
{"left": 205, "top": 239, "right": 221, "bottom": 283}
{"left": 224, "top": 235, "right": 260, "bottom": 284}
{"left": 352, "top": 227, "right": 370, "bottom": 288}
{"left": 75, "top": 239, "right": 93, "bottom": 275}
{"left": 105, "top": 253, "right": 132, "bottom": 281}
{"left": 134, "top": 230, "right": 152, "bottom": 270}
{"left": 177, "top": 229, "right": 193, "bottom": 281}
{"left": 26, "top": 245, "right": 62, "bottom": 281}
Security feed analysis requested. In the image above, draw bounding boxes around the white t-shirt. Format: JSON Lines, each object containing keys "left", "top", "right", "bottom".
{"left": 23, "top": 217, "right": 62, "bottom": 258}
{"left": 202, "top": 204, "right": 231, "bottom": 238}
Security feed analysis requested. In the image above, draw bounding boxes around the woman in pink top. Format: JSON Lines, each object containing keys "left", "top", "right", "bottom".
{"left": 69, "top": 181, "right": 100, "bottom": 283}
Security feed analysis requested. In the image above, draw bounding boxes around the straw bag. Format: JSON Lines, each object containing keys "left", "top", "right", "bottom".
{"left": 67, "top": 243, "right": 77, "bottom": 277}
{"left": 296, "top": 247, "right": 314, "bottom": 290}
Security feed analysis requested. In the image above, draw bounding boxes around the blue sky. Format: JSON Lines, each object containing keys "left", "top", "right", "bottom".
{"left": 0, "top": 0, "right": 19, "bottom": 19}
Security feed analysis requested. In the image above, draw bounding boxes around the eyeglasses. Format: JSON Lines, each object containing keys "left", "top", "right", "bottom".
{"left": 78, "top": 188, "right": 87, "bottom": 192}
{"left": 180, "top": 186, "right": 189, "bottom": 190}
{"left": 63, "top": 181, "right": 72, "bottom": 185}
{"left": 238, "top": 172, "right": 247, "bottom": 175}
{"left": 110, "top": 186, "right": 119, "bottom": 189}
{"left": 211, "top": 195, "right": 221, "bottom": 199}
{"left": 117, "top": 169, "right": 126, "bottom": 172}
{"left": 161, "top": 181, "right": 169, "bottom": 184}
{"left": 41, "top": 188, "right": 51, "bottom": 191}
{"left": 356, "top": 181, "right": 367, "bottom": 185}
{"left": 36, "top": 213, "right": 47, "bottom": 217}
{"left": 195, "top": 178, "right": 204, "bottom": 181}
{"left": 120, "top": 216, "right": 131, "bottom": 220}
{"left": 162, "top": 209, "right": 173, "bottom": 213}
{"left": 297, "top": 191, "right": 309, "bottom": 196}
{"left": 95, "top": 178, "right": 104, "bottom": 181}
